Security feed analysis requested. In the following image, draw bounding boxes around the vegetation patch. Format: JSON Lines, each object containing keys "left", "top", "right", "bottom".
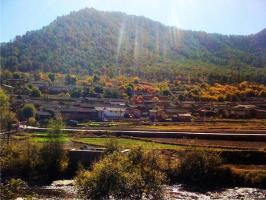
{"left": 73, "top": 137, "right": 182, "bottom": 150}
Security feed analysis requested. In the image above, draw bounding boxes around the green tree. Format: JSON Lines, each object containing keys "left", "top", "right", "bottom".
{"left": 82, "top": 87, "right": 91, "bottom": 97}
{"left": 70, "top": 88, "right": 82, "bottom": 98}
{"left": 162, "top": 89, "right": 171, "bottom": 96}
{"left": 126, "top": 84, "right": 134, "bottom": 97}
{"left": 39, "top": 119, "right": 68, "bottom": 181}
{"left": 65, "top": 74, "right": 77, "bottom": 85}
{"left": 28, "top": 117, "right": 36, "bottom": 126}
{"left": 21, "top": 104, "right": 36, "bottom": 120}
{"left": 0, "top": 89, "right": 17, "bottom": 132}
{"left": 103, "top": 88, "right": 120, "bottom": 98}
{"left": 94, "top": 85, "right": 103, "bottom": 94}
{"left": 31, "top": 87, "right": 42, "bottom": 97}
{"left": 48, "top": 73, "right": 56, "bottom": 82}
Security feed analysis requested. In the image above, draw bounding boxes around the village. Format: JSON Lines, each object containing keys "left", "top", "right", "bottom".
{"left": 1, "top": 3, "right": 266, "bottom": 199}
{"left": 3, "top": 77, "right": 266, "bottom": 127}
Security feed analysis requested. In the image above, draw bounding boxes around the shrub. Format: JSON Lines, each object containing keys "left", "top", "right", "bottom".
{"left": 1, "top": 132, "right": 68, "bottom": 185}
{"left": 75, "top": 148, "right": 166, "bottom": 200}
{"left": 1, "top": 142, "right": 42, "bottom": 183}
{"left": 28, "top": 117, "right": 36, "bottom": 126}
{"left": 0, "top": 178, "right": 29, "bottom": 200}
{"left": 31, "top": 87, "right": 42, "bottom": 97}
{"left": 103, "top": 139, "right": 120, "bottom": 155}
{"left": 21, "top": 103, "right": 36, "bottom": 120}
{"left": 178, "top": 150, "right": 231, "bottom": 187}
{"left": 39, "top": 119, "right": 68, "bottom": 181}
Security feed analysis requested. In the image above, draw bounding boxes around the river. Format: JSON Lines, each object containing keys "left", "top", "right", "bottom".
{"left": 30, "top": 180, "right": 265, "bottom": 199}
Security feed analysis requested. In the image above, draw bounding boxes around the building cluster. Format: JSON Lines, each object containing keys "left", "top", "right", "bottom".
{"left": 11, "top": 94, "right": 266, "bottom": 125}
{"left": 4, "top": 78, "right": 266, "bottom": 125}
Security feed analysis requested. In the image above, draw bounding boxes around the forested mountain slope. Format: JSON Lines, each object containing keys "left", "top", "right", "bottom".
{"left": 1, "top": 8, "right": 266, "bottom": 75}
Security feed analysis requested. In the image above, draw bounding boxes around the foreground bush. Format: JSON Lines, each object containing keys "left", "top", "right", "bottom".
{"left": 178, "top": 150, "right": 232, "bottom": 187}
{"left": 0, "top": 178, "right": 29, "bottom": 200}
{"left": 1, "top": 141, "right": 68, "bottom": 184}
{"left": 75, "top": 148, "right": 167, "bottom": 200}
{"left": 1, "top": 120, "right": 68, "bottom": 184}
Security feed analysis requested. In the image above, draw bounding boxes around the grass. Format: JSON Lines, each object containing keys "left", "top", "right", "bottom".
{"left": 112, "top": 120, "right": 266, "bottom": 133}
{"left": 79, "top": 121, "right": 132, "bottom": 127}
{"left": 73, "top": 137, "right": 183, "bottom": 150}
{"left": 143, "top": 138, "right": 266, "bottom": 151}
{"left": 29, "top": 137, "right": 70, "bottom": 143}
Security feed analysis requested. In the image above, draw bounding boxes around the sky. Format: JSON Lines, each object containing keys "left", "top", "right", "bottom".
{"left": 1, "top": 0, "right": 266, "bottom": 42}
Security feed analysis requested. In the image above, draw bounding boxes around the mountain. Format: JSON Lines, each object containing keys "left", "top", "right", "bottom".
{"left": 1, "top": 8, "right": 266, "bottom": 74}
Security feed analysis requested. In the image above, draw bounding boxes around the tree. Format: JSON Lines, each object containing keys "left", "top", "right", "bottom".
{"left": 126, "top": 84, "right": 134, "bottom": 97}
{"left": 82, "top": 87, "right": 91, "bottom": 97}
{"left": 65, "top": 74, "right": 77, "bottom": 85}
{"left": 28, "top": 117, "right": 36, "bottom": 126}
{"left": 0, "top": 89, "right": 17, "bottom": 144}
{"left": 178, "top": 94, "right": 185, "bottom": 101}
{"left": 39, "top": 119, "right": 68, "bottom": 182}
{"left": 103, "top": 139, "right": 120, "bottom": 155}
{"left": 94, "top": 85, "right": 103, "bottom": 94}
{"left": 75, "top": 148, "right": 166, "bottom": 200}
{"left": 70, "top": 88, "right": 82, "bottom": 98}
{"left": 48, "top": 73, "right": 56, "bottom": 82}
{"left": 178, "top": 151, "right": 227, "bottom": 187}
{"left": 0, "top": 88, "right": 9, "bottom": 109}
{"left": 31, "top": 87, "right": 42, "bottom": 97}
{"left": 21, "top": 104, "right": 36, "bottom": 120}
{"left": 0, "top": 89, "right": 17, "bottom": 132}
{"left": 103, "top": 88, "right": 120, "bottom": 98}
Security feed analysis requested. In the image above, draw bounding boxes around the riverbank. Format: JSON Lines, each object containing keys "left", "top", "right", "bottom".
{"left": 19, "top": 180, "right": 266, "bottom": 200}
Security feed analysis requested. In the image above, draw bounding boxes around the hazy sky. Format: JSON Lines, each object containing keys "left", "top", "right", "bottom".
{"left": 1, "top": 0, "right": 266, "bottom": 42}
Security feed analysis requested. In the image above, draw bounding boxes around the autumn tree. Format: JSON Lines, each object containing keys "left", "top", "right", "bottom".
{"left": 75, "top": 148, "right": 166, "bottom": 199}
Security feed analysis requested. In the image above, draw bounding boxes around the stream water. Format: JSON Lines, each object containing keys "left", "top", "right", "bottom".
{"left": 165, "top": 185, "right": 265, "bottom": 199}
{"left": 29, "top": 180, "right": 265, "bottom": 200}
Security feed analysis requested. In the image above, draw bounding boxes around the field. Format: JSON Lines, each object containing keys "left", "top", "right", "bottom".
{"left": 10, "top": 130, "right": 266, "bottom": 152}
{"left": 72, "top": 137, "right": 182, "bottom": 150}
{"left": 142, "top": 138, "right": 266, "bottom": 151}
{"left": 78, "top": 120, "right": 266, "bottom": 134}
{"left": 11, "top": 132, "right": 182, "bottom": 150}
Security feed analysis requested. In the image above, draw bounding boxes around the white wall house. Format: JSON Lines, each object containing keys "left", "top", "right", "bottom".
{"left": 95, "top": 107, "right": 126, "bottom": 121}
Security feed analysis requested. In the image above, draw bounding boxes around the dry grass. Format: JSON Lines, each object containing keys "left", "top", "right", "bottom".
{"left": 143, "top": 138, "right": 266, "bottom": 150}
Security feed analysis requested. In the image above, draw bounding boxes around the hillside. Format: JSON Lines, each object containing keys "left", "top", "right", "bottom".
{"left": 1, "top": 8, "right": 266, "bottom": 79}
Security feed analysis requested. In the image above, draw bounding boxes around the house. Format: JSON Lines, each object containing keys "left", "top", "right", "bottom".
{"left": 31, "top": 81, "right": 49, "bottom": 91}
{"left": 61, "top": 107, "right": 98, "bottom": 121}
{"left": 254, "top": 109, "right": 266, "bottom": 119}
{"left": 172, "top": 113, "right": 192, "bottom": 122}
{"left": 125, "top": 107, "right": 141, "bottom": 118}
{"left": 149, "top": 109, "right": 168, "bottom": 121}
{"left": 2, "top": 78, "right": 28, "bottom": 86}
{"left": 48, "top": 85, "right": 69, "bottom": 94}
{"left": 198, "top": 109, "right": 217, "bottom": 117}
{"left": 96, "top": 107, "right": 126, "bottom": 121}
{"left": 36, "top": 111, "right": 52, "bottom": 121}
{"left": 229, "top": 105, "right": 256, "bottom": 119}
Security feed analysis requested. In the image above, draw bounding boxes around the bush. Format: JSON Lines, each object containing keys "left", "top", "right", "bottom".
{"left": 233, "top": 170, "right": 266, "bottom": 188}
{"left": 21, "top": 103, "right": 36, "bottom": 120}
{"left": 1, "top": 142, "right": 42, "bottom": 183}
{"left": 1, "top": 138, "right": 68, "bottom": 185}
{"left": 40, "top": 119, "right": 68, "bottom": 181}
{"left": 178, "top": 150, "right": 231, "bottom": 187}
{"left": 0, "top": 178, "right": 29, "bottom": 200}
{"left": 103, "top": 139, "right": 120, "bottom": 155}
{"left": 75, "top": 148, "right": 166, "bottom": 200}
{"left": 31, "top": 87, "right": 42, "bottom": 97}
{"left": 28, "top": 117, "right": 36, "bottom": 126}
